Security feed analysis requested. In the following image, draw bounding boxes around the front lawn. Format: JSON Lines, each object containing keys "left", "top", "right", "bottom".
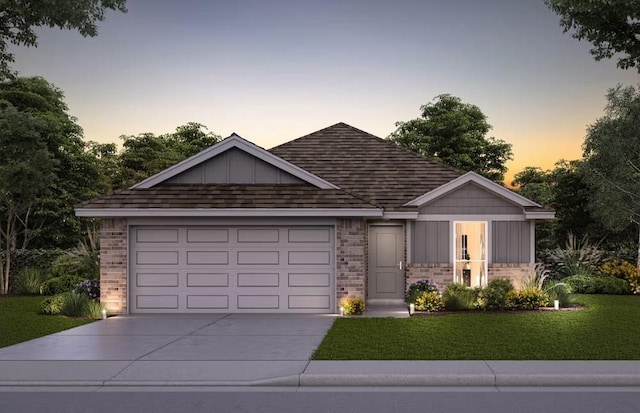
{"left": 313, "top": 295, "right": 639, "bottom": 360}
{"left": 0, "top": 296, "right": 93, "bottom": 348}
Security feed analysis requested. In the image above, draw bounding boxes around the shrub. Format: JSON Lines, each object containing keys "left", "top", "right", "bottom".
{"left": 478, "top": 278, "right": 514, "bottom": 310}
{"left": 545, "top": 282, "right": 574, "bottom": 307}
{"left": 563, "top": 274, "right": 630, "bottom": 295}
{"left": 13, "top": 267, "right": 49, "bottom": 295}
{"left": 520, "top": 263, "right": 550, "bottom": 290}
{"left": 599, "top": 259, "right": 640, "bottom": 295}
{"left": 442, "top": 283, "right": 476, "bottom": 311}
{"left": 508, "top": 288, "right": 549, "bottom": 310}
{"left": 5, "top": 249, "right": 63, "bottom": 293}
{"left": 82, "top": 300, "right": 106, "bottom": 319}
{"left": 61, "top": 292, "right": 91, "bottom": 317}
{"left": 75, "top": 280, "right": 100, "bottom": 300}
{"left": 596, "top": 277, "right": 631, "bottom": 295}
{"left": 405, "top": 280, "right": 438, "bottom": 304}
{"left": 40, "top": 275, "right": 84, "bottom": 296}
{"left": 414, "top": 291, "right": 444, "bottom": 312}
{"left": 545, "top": 233, "right": 603, "bottom": 279}
{"left": 340, "top": 297, "right": 365, "bottom": 315}
{"left": 40, "top": 292, "right": 71, "bottom": 315}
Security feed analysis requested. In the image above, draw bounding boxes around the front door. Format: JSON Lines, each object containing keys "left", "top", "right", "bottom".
{"left": 368, "top": 225, "right": 404, "bottom": 300}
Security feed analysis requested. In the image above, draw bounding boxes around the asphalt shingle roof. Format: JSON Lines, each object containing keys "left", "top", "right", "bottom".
{"left": 77, "top": 185, "right": 378, "bottom": 209}
{"left": 270, "top": 122, "right": 462, "bottom": 210}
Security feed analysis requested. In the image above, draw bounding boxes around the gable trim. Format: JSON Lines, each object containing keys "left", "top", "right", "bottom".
{"left": 404, "top": 171, "right": 542, "bottom": 208}
{"left": 131, "top": 134, "right": 340, "bottom": 190}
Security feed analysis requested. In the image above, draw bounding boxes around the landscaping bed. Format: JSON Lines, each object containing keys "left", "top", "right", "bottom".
{"left": 0, "top": 296, "right": 93, "bottom": 348}
{"left": 313, "top": 295, "right": 639, "bottom": 360}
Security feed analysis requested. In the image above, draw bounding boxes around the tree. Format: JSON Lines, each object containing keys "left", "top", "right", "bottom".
{"left": 0, "top": 77, "right": 103, "bottom": 249}
{"left": 0, "top": 0, "right": 127, "bottom": 79}
{"left": 545, "top": 0, "right": 640, "bottom": 71}
{"left": 116, "top": 123, "right": 221, "bottom": 189}
{"left": 583, "top": 84, "right": 640, "bottom": 266}
{"left": 389, "top": 94, "right": 513, "bottom": 183}
{"left": 0, "top": 104, "right": 56, "bottom": 294}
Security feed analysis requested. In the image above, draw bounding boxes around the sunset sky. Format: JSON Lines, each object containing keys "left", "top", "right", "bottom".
{"left": 10, "top": 0, "right": 638, "bottom": 183}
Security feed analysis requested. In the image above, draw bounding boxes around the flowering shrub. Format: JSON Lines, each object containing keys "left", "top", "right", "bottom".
{"left": 507, "top": 288, "right": 549, "bottom": 310}
{"left": 599, "top": 260, "right": 640, "bottom": 294}
{"left": 340, "top": 296, "right": 365, "bottom": 315}
{"left": 414, "top": 291, "right": 444, "bottom": 312}
{"left": 75, "top": 280, "right": 100, "bottom": 300}
{"left": 404, "top": 280, "right": 439, "bottom": 304}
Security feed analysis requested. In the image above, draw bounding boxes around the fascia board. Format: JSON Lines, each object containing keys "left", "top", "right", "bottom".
{"left": 75, "top": 208, "right": 383, "bottom": 218}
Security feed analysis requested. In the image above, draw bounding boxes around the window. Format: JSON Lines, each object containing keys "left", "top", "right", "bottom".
{"left": 453, "top": 222, "right": 487, "bottom": 288}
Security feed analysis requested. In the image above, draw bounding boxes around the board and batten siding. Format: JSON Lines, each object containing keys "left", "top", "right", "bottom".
{"left": 491, "top": 221, "right": 532, "bottom": 263}
{"left": 165, "top": 147, "right": 305, "bottom": 185}
{"left": 411, "top": 221, "right": 450, "bottom": 263}
{"left": 418, "top": 182, "right": 522, "bottom": 215}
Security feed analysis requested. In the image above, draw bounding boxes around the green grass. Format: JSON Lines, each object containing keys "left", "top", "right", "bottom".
{"left": 313, "top": 295, "right": 640, "bottom": 360}
{"left": 0, "top": 296, "right": 93, "bottom": 348}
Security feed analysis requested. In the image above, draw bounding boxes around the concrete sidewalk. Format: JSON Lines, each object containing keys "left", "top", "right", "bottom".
{"left": 1, "top": 359, "right": 640, "bottom": 387}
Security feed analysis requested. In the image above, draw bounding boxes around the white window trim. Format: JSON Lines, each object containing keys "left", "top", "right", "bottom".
{"left": 452, "top": 220, "right": 489, "bottom": 288}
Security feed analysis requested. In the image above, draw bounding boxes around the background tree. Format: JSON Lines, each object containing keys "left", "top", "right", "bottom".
{"left": 0, "top": 104, "right": 55, "bottom": 294}
{"left": 0, "top": 77, "right": 103, "bottom": 249}
{"left": 116, "top": 123, "right": 221, "bottom": 188}
{"left": 389, "top": 94, "right": 513, "bottom": 182}
{"left": 545, "top": 0, "right": 640, "bottom": 71}
{"left": 0, "top": 0, "right": 127, "bottom": 79}
{"left": 583, "top": 84, "right": 640, "bottom": 266}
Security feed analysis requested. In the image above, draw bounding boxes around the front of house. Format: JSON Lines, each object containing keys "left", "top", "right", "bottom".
{"left": 76, "top": 123, "right": 554, "bottom": 314}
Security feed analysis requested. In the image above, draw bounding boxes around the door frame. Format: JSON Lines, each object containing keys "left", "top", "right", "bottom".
{"left": 367, "top": 223, "right": 405, "bottom": 303}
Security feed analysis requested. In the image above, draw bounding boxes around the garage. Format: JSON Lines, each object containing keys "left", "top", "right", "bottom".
{"left": 129, "top": 225, "right": 335, "bottom": 313}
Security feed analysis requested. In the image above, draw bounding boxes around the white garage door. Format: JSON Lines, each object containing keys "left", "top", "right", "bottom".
{"left": 129, "top": 226, "right": 334, "bottom": 313}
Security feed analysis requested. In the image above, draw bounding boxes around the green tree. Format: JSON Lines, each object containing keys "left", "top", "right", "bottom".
{"left": 0, "top": 104, "right": 56, "bottom": 294}
{"left": 583, "top": 85, "right": 640, "bottom": 266}
{"left": 116, "top": 123, "right": 221, "bottom": 188}
{"left": 0, "top": 0, "right": 127, "bottom": 79}
{"left": 0, "top": 77, "right": 103, "bottom": 249}
{"left": 389, "top": 94, "right": 513, "bottom": 182}
{"left": 545, "top": 0, "right": 640, "bottom": 71}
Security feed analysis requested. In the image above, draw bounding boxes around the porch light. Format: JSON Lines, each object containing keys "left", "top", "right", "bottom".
{"left": 554, "top": 300, "right": 560, "bottom": 311}
{"left": 409, "top": 303, "right": 415, "bottom": 315}
{"left": 101, "top": 308, "right": 107, "bottom": 320}
{"left": 339, "top": 306, "right": 345, "bottom": 316}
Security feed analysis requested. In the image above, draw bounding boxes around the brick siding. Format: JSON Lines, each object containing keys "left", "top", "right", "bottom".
{"left": 99, "top": 218, "right": 127, "bottom": 314}
{"left": 336, "top": 218, "right": 367, "bottom": 309}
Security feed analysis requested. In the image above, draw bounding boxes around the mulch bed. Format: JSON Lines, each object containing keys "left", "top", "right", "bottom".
{"left": 411, "top": 305, "right": 585, "bottom": 317}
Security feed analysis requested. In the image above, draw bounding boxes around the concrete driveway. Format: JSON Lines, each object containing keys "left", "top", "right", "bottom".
{"left": 0, "top": 314, "right": 336, "bottom": 385}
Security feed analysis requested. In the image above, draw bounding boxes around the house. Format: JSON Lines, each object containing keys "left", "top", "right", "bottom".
{"left": 76, "top": 123, "right": 554, "bottom": 314}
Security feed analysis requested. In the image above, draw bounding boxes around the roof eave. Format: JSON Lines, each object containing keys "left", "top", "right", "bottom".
{"left": 75, "top": 207, "right": 383, "bottom": 218}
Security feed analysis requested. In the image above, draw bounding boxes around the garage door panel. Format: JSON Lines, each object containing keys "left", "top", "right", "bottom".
{"left": 288, "top": 251, "right": 331, "bottom": 265}
{"left": 237, "top": 251, "right": 279, "bottom": 265}
{"left": 186, "top": 251, "right": 229, "bottom": 265}
{"left": 237, "top": 273, "right": 279, "bottom": 287}
{"left": 288, "top": 273, "right": 330, "bottom": 287}
{"left": 136, "top": 272, "right": 179, "bottom": 287}
{"left": 137, "top": 295, "right": 179, "bottom": 309}
{"left": 136, "top": 228, "right": 179, "bottom": 243}
{"left": 237, "top": 228, "right": 279, "bottom": 243}
{"left": 187, "top": 228, "right": 229, "bottom": 243}
{"left": 288, "top": 228, "right": 331, "bottom": 243}
{"left": 187, "top": 295, "right": 229, "bottom": 309}
{"left": 288, "top": 295, "right": 330, "bottom": 309}
{"left": 130, "top": 225, "right": 334, "bottom": 313}
{"left": 237, "top": 295, "right": 279, "bottom": 309}
{"left": 137, "top": 251, "right": 179, "bottom": 265}
{"left": 187, "top": 273, "right": 229, "bottom": 287}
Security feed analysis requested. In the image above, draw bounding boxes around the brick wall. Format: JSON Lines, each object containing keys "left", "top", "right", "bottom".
{"left": 406, "top": 263, "right": 453, "bottom": 292}
{"left": 406, "top": 262, "right": 533, "bottom": 292}
{"left": 336, "top": 218, "right": 367, "bottom": 309}
{"left": 99, "top": 218, "right": 127, "bottom": 314}
{"left": 487, "top": 263, "right": 533, "bottom": 290}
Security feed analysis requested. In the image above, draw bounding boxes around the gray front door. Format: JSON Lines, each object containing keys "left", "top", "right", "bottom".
{"left": 368, "top": 225, "right": 404, "bottom": 300}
